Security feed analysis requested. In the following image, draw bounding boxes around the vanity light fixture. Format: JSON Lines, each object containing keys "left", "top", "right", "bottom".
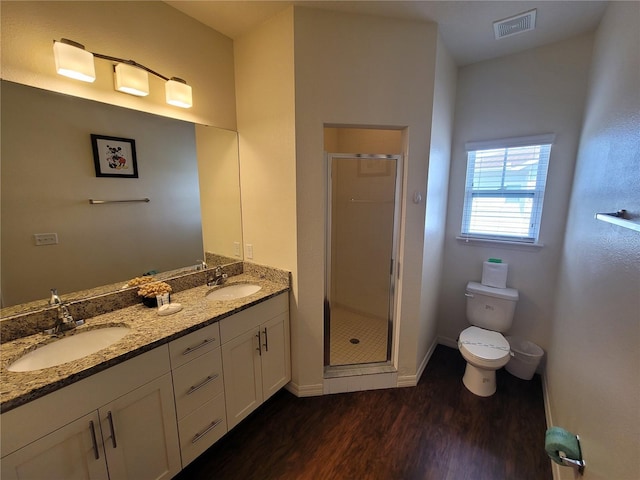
{"left": 114, "top": 63, "right": 149, "bottom": 97}
{"left": 165, "top": 77, "right": 193, "bottom": 108}
{"left": 53, "top": 39, "right": 96, "bottom": 83}
{"left": 52, "top": 38, "right": 193, "bottom": 108}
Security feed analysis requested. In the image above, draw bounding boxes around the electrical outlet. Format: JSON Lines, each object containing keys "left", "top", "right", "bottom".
{"left": 34, "top": 233, "right": 58, "bottom": 246}
{"left": 233, "top": 241, "right": 241, "bottom": 257}
{"left": 245, "top": 243, "right": 253, "bottom": 259}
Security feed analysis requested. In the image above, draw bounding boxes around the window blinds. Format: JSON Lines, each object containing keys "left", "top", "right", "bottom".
{"left": 461, "top": 135, "right": 554, "bottom": 243}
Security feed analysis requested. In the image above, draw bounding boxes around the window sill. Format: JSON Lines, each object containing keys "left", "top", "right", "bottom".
{"left": 456, "top": 236, "right": 544, "bottom": 249}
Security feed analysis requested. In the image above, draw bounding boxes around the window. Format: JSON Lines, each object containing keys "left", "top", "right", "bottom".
{"left": 461, "top": 134, "right": 555, "bottom": 244}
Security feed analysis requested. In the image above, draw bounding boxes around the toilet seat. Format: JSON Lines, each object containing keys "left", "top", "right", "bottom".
{"left": 458, "top": 326, "right": 510, "bottom": 366}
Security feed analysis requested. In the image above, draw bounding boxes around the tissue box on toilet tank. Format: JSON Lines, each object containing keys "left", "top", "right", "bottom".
{"left": 482, "top": 261, "right": 508, "bottom": 288}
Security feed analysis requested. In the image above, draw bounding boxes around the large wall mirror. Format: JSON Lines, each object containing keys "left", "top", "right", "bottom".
{"left": 1, "top": 80, "right": 243, "bottom": 310}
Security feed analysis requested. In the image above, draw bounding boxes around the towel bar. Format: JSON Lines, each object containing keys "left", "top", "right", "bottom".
{"left": 89, "top": 198, "right": 150, "bottom": 204}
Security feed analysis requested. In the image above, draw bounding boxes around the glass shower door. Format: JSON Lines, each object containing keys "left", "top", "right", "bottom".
{"left": 326, "top": 154, "right": 401, "bottom": 367}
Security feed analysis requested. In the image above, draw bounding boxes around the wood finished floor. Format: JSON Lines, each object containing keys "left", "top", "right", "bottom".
{"left": 174, "top": 345, "right": 552, "bottom": 480}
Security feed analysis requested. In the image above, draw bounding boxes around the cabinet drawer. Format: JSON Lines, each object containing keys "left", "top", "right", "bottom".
{"left": 178, "top": 392, "right": 227, "bottom": 467}
{"left": 172, "top": 348, "right": 224, "bottom": 420}
{"left": 169, "top": 322, "right": 220, "bottom": 369}
{"left": 219, "top": 293, "right": 288, "bottom": 343}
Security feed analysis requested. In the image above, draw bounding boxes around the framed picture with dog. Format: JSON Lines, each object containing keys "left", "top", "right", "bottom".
{"left": 91, "top": 134, "right": 138, "bottom": 178}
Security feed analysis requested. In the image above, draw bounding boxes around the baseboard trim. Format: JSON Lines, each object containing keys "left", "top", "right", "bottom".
{"left": 285, "top": 381, "right": 323, "bottom": 397}
{"left": 541, "top": 370, "right": 562, "bottom": 480}
{"left": 417, "top": 338, "right": 438, "bottom": 382}
{"left": 397, "top": 337, "right": 439, "bottom": 387}
{"left": 437, "top": 335, "right": 459, "bottom": 350}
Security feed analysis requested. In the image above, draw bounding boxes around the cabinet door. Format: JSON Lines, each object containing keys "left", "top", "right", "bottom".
{"left": 99, "top": 373, "right": 181, "bottom": 480}
{"left": 261, "top": 312, "right": 291, "bottom": 401}
{"left": 1, "top": 411, "right": 108, "bottom": 480}
{"left": 221, "top": 329, "right": 262, "bottom": 430}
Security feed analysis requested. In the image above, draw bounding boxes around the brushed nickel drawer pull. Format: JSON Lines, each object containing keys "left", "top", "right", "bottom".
{"left": 191, "top": 419, "right": 223, "bottom": 444}
{"left": 182, "top": 338, "right": 215, "bottom": 356}
{"left": 263, "top": 327, "right": 269, "bottom": 352}
{"left": 89, "top": 420, "right": 100, "bottom": 460}
{"left": 107, "top": 411, "right": 117, "bottom": 448}
{"left": 256, "top": 331, "right": 262, "bottom": 356}
{"left": 186, "top": 374, "right": 219, "bottom": 395}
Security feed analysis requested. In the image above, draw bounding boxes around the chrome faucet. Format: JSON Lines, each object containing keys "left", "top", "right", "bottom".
{"left": 45, "top": 288, "right": 84, "bottom": 334}
{"left": 206, "top": 266, "right": 228, "bottom": 287}
{"left": 196, "top": 259, "right": 208, "bottom": 271}
{"left": 56, "top": 304, "right": 82, "bottom": 331}
{"left": 49, "top": 288, "right": 62, "bottom": 305}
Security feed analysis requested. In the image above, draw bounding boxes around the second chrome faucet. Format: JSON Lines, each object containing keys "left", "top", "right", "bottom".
{"left": 206, "top": 266, "right": 228, "bottom": 287}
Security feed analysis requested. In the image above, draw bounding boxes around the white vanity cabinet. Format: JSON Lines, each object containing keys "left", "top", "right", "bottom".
{"left": 0, "top": 411, "right": 109, "bottom": 480}
{"left": 220, "top": 293, "right": 290, "bottom": 430}
{"left": 1, "top": 347, "right": 181, "bottom": 480}
{"left": 169, "top": 322, "right": 227, "bottom": 467}
{"left": 1, "top": 289, "right": 291, "bottom": 479}
{"left": 98, "top": 373, "right": 180, "bottom": 480}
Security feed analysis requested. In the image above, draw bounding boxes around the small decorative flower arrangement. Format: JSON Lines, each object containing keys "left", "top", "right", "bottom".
{"left": 137, "top": 281, "right": 172, "bottom": 308}
{"left": 127, "top": 276, "right": 155, "bottom": 287}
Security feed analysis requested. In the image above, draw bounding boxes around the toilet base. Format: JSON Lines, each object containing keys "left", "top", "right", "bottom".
{"left": 462, "top": 363, "right": 497, "bottom": 397}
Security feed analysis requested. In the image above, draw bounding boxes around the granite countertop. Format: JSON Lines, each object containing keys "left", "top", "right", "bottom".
{"left": 0, "top": 274, "right": 289, "bottom": 413}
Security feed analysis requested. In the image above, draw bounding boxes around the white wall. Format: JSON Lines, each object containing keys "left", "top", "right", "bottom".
{"left": 1, "top": 1, "right": 236, "bottom": 129}
{"left": 293, "top": 8, "right": 440, "bottom": 388}
{"left": 233, "top": 8, "right": 301, "bottom": 386}
{"left": 234, "top": 8, "right": 297, "bottom": 271}
{"left": 437, "top": 33, "right": 594, "bottom": 351}
{"left": 419, "top": 36, "right": 457, "bottom": 374}
{"left": 546, "top": 2, "right": 640, "bottom": 479}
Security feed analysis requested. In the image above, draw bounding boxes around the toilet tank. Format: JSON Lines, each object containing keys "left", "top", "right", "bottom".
{"left": 465, "top": 282, "right": 519, "bottom": 332}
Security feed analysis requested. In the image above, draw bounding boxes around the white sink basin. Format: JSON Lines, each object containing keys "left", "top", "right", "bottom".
{"left": 206, "top": 284, "right": 261, "bottom": 301}
{"left": 8, "top": 327, "right": 130, "bottom": 372}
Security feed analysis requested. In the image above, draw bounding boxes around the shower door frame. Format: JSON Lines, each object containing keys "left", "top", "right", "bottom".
{"left": 324, "top": 153, "right": 404, "bottom": 368}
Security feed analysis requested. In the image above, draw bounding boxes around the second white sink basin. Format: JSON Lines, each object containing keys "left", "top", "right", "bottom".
{"left": 8, "top": 327, "right": 130, "bottom": 372}
{"left": 206, "top": 283, "right": 262, "bottom": 301}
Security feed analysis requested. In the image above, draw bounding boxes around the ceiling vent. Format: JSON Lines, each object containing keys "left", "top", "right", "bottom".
{"left": 493, "top": 9, "right": 537, "bottom": 40}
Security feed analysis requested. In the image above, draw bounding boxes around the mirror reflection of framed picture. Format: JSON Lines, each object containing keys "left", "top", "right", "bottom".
{"left": 91, "top": 134, "right": 138, "bottom": 178}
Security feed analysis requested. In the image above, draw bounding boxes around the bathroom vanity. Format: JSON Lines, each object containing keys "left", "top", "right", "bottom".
{"left": 0, "top": 271, "right": 290, "bottom": 480}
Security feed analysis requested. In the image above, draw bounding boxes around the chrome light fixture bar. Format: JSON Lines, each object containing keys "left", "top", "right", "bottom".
{"left": 53, "top": 38, "right": 193, "bottom": 108}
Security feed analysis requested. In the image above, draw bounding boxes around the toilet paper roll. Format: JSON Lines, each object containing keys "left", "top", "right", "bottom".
{"left": 482, "top": 261, "right": 508, "bottom": 288}
{"left": 545, "top": 427, "right": 581, "bottom": 465}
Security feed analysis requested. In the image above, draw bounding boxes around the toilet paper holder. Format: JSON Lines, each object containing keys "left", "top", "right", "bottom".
{"left": 559, "top": 434, "right": 586, "bottom": 475}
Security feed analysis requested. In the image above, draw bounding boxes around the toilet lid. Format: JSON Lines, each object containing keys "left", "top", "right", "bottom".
{"left": 459, "top": 326, "right": 510, "bottom": 360}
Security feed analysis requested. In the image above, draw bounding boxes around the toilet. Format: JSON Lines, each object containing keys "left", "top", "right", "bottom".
{"left": 458, "top": 281, "right": 519, "bottom": 397}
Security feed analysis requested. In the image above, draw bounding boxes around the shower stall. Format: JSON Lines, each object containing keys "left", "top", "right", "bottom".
{"left": 325, "top": 153, "right": 402, "bottom": 368}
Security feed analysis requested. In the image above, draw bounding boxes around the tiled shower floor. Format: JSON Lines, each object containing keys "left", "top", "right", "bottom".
{"left": 329, "top": 305, "right": 388, "bottom": 365}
